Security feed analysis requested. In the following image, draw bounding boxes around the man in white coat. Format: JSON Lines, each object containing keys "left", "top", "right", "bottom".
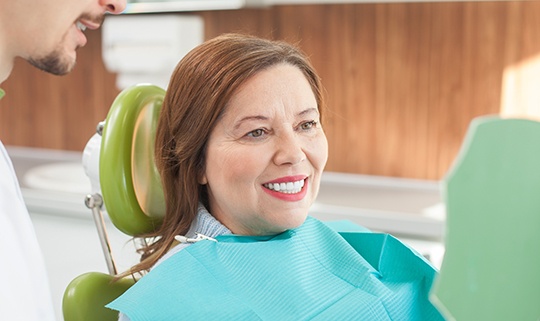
{"left": 0, "top": 0, "right": 126, "bottom": 319}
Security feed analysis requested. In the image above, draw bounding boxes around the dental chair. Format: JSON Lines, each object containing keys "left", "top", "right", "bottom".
{"left": 62, "top": 84, "right": 166, "bottom": 321}
{"left": 431, "top": 116, "right": 540, "bottom": 320}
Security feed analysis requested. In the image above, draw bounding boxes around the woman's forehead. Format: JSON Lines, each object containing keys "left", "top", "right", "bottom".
{"left": 223, "top": 64, "right": 317, "bottom": 117}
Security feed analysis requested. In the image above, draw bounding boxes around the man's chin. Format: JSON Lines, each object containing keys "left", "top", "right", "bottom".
{"left": 28, "top": 53, "right": 76, "bottom": 76}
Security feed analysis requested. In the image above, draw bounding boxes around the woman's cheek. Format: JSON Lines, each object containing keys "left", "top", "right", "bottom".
{"left": 311, "top": 132, "right": 329, "bottom": 170}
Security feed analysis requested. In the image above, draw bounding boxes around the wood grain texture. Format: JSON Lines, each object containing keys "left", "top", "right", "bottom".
{"left": 1, "top": 2, "right": 539, "bottom": 179}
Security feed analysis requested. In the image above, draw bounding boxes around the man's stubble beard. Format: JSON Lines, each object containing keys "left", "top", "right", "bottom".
{"left": 28, "top": 48, "right": 75, "bottom": 76}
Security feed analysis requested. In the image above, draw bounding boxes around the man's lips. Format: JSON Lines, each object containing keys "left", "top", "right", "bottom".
{"left": 78, "top": 19, "right": 101, "bottom": 30}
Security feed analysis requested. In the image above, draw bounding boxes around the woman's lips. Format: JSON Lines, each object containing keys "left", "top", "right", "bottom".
{"left": 263, "top": 178, "right": 305, "bottom": 194}
{"left": 262, "top": 176, "right": 308, "bottom": 201}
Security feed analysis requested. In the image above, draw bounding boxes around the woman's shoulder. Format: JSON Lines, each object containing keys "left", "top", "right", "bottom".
{"left": 152, "top": 242, "right": 192, "bottom": 269}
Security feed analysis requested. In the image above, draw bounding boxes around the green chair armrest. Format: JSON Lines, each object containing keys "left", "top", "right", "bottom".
{"left": 63, "top": 272, "right": 136, "bottom": 321}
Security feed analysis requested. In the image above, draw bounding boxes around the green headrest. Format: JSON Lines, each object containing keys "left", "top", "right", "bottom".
{"left": 100, "top": 84, "right": 166, "bottom": 236}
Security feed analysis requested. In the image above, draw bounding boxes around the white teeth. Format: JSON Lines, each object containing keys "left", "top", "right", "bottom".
{"left": 76, "top": 21, "right": 87, "bottom": 32}
{"left": 264, "top": 179, "right": 305, "bottom": 194}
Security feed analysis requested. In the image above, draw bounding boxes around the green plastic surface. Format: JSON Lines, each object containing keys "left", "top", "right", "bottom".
{"left": 63, "top": 272, "right": 136, "bottom": 321}
{"left": 100, "top": 84, "right": 166, "bottom": 236}
{"left": 431, "top": 116, "right": 540, "bottom": 320}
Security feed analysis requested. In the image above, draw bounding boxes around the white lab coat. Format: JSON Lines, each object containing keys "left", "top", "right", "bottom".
{"left": 0, "top": 141, "right": 56, "bottom": 321}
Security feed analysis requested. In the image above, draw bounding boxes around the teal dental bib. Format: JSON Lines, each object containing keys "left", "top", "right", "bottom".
{"left": 108, "top": 217, "right": 443, "bottom": 320}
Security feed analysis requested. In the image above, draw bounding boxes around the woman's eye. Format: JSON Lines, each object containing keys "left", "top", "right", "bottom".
{"left": 300, "top": 120, "right": 318, "bottom": 130}
{"left": 247, "top": 128, "right": 265, "bottom": 138}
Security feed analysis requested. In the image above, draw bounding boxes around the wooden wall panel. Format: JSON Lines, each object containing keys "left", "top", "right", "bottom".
{"left": 1, "top": 2, "right": 540, "bottom": 180}
{"left": 372, "top": 4, "right": 433, "bottom": 178}
{"left": 201, "top": 1, "right": 540, "bottom": 179}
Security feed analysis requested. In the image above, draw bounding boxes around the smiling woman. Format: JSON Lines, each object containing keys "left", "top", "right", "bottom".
{"left": 105, "top": 33, "right": 444, "bottom": 321}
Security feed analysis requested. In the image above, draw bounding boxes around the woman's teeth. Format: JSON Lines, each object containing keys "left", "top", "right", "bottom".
{"left": 264, "top": 179, "right": 305, "bottom": 194}
{"left": 76, "top": 21, "right": 87, "bottom": 32}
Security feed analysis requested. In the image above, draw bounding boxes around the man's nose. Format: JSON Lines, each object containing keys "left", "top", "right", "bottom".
{"left": 101, "top": 0, "right": 126, "bottom": 14}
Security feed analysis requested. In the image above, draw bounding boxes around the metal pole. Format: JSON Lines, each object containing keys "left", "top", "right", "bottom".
{"left": 85, "top": 193, "right": 118, "bottom": 276}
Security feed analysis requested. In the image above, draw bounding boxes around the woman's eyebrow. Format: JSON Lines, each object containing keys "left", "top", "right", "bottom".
{"left": 233, "top": 108, "right": 318, "bottom": 130}
{"left": 233, "top": 115, "right": 269, "bottom": 130}
{"left": 298, "top": 107, "right": 319, "bottom": 117}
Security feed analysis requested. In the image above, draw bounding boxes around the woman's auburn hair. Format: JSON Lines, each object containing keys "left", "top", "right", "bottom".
{"left": 125, "top": 33, "right": 325, "bottom": 276}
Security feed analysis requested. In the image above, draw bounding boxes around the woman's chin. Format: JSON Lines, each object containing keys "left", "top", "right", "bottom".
{"left": 278, "top": 212, "right": 309, "bottom": 232}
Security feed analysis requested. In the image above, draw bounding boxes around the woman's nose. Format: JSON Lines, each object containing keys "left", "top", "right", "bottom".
{"left": 273, "top": 133, "right": 306, "bottom": 166}
{"left": 101, "top": 0, "right": 127, "bottom": 14}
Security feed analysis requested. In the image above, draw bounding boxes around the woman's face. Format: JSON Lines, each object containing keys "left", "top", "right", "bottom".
{"left": 201, "top": 63, "right": 328, "bottom": 236}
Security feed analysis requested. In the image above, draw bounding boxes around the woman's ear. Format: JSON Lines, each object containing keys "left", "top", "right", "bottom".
{"left": 198, "top": 171, "right": 208, "bottom": 185}
{"left": 197, "top": 157, "right": 208, "bottom": 185}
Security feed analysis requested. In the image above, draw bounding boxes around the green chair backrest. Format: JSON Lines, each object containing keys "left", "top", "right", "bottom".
{"left": 100, "top": 83, "right": 166, "bottom": 236}
{"left": 431, "top": 116, "right": 540, "bottom": 320}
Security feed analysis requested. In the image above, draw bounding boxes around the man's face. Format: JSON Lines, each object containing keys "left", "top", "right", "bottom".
{"left": 15, "top": 0, "right": 126, "bottom": 75}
